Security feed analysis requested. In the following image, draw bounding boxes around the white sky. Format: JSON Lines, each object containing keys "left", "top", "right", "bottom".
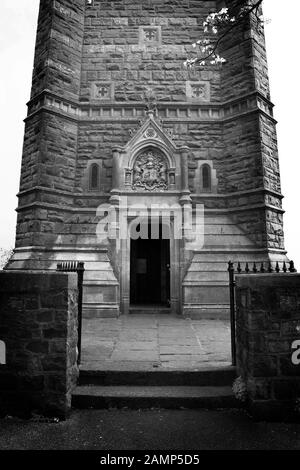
{"left": 0, "top": 1, "right": 299, "bottom": 266}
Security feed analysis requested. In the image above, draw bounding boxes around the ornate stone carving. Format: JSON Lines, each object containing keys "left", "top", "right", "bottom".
{"left": 144, "top": 28, "right": 158, "bottom": 41}
{"left": 186, "top": 81, "right": 210, "bottom": 102}
{"left": 191, "top": 84, "right": 206, "bottom": 99}
{"left": 132, "top": 151, "right": 168, "bottom": 191}
{"left": 91, "top": 82, "right": 113, "bottom": 100}
{"left": 145, "top": 88, "right": 157, "bottom": 116}
{"left": 139, "top": 26, "right": 161, "bottom": 47}
{"left": 144, "top": 127, "right": 157, "bottom": 139}
{"left": 96, "top": 85, "right": 110, "bottom": 99}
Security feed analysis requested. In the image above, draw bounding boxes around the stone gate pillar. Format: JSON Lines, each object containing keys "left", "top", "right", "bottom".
{"left": 0, "top": 271, "right": 79, "bottom": 419}
{"left": 235, "top": 273, "right": 300, "bottom": 421}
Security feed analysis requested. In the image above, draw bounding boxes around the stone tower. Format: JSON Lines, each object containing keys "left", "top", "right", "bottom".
{"left": 8, "top": 0, "right": 287, "bottom": 318}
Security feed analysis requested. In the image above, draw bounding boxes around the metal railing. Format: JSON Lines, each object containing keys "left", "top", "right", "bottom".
{"left": 57, "top": 262, "right": 85, "bottom": 365}
{"left": 228, "top": 260, "right": 296, "bottom": 366}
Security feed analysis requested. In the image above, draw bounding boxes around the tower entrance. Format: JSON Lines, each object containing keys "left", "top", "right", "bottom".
{"left": 130, "top": 223, "right": 170, "bottom": 307}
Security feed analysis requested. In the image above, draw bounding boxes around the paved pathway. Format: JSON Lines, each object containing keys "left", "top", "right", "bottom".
{"left": 81, "top": 315, "right": 231, "bottom": 370}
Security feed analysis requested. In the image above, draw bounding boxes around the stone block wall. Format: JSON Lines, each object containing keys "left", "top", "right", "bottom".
{"left": 32, "top": 0, "right": 85, "bottom": 100}
{"left": 74, "top": 0, "right": 284, "bottom": 252}
{"left": 16, "top": 0, "right": 86, "bottom": 249}
{"left": 236, "top": 274, "right": 300, "bottom": 421}
{"left": 0, "top": 271, "right": 79, "bottom": 419}
{"left": 76, "top": 0, "right": 225, "bottom": 199}
{"left": 14, "top": 0, "right": 286, "bottom": 255}
{"left": 218, "top": 0, "right": 267, "bottom": 101}
{"left": 217, "top": 0, "right": 283, "bottom": 252}
{"left": 81, "top": 0, "right": 221, "bottom": 103}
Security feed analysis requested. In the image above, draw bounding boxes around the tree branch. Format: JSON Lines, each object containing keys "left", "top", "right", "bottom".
{"left": 190, "top": 0, "right": 263, "bottom": 66}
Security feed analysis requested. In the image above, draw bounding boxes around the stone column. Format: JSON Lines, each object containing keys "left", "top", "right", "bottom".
{"left": 110, "top": 147, "right": 122, "bottom": 205}
{"left": 179, "top": 146, "right": 191, "bottom": 205}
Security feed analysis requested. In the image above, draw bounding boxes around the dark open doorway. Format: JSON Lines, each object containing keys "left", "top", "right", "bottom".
{"left": 130, "top": 223, "right": 170, "bottom": 306}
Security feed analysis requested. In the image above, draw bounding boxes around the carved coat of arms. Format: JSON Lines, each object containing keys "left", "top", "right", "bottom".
{"left": 132, "top": 151, "right": 168, "bottom": 191}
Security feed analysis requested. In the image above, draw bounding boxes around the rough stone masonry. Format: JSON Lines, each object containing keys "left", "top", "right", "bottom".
{"left": 0, "top": 272, "right": 79, "bottom": 418}
{"left": 236, "top": 274, "right": 300, "bottom": 421}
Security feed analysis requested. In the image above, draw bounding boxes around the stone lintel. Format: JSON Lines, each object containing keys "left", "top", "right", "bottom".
{"left": 15, "top": 199, "right": 285, "bottom": 216}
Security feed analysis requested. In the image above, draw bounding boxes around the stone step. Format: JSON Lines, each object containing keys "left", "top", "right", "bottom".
{"left": 129, "top": 307, "right": 171, "bottom": 315}
{"left": 83, "top": 306, "right": 119, "bottom": 318}
{"left": 7, "top": 260, "right": 117, "bottom": 274}
{"left": 191, "top": 251, "right": 266, "bottom": 262}
{"left": 12, "top": 250, "right": 110, "bottom": 262}
{"left": 203, "top": 224, "right": 253, "bottom": 235}
{"left": 202, "top": 234, "right": 255, "bottom": 246}
{"left": 184, "top": 272, "right": 228, "bottom": 282}
{"left": 83, "top": 268, "right": 116, "bottom": 280}
{"left": 187, "top": 262, "right": 230, "bottom": 271}
{"left": 72, "top": 385, "right": 239, "bottom": 410}
{"left": 183, "top": 305, "right": 230, "bottom": 320}
{"left": 202, "top": 215, "right": 237, "bottom": 225}
{"left": 78, "top": 366, "right": 236, "bottom": 387}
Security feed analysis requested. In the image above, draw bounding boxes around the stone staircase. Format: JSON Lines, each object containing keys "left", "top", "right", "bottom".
{"left": 72, "top": 366, "right": 239, "bottom": 410}
{"left": 182, "top": 214, "right": 270, "bottom": 318}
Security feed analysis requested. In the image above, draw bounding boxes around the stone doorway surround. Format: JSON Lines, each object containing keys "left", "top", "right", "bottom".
{"left": 109, "top": 110, "right": 192, "bottom": 316}
{"left": 120, "top": 215, "right": 181, "bottom": 315}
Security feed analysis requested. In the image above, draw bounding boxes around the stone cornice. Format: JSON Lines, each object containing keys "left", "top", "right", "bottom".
{"left": 24, "top": 89, "right": 277, "bottom": 125}
{"left": 14, "top": 246, "right": 109, "bottom": 253}
{"left": 14, "top": 246, "right": 287, "bottom": 257}
{"left": 17, "top": 185, "right": 284, "bottom": 200}
{"left": 16, "top": 200, "right": 285, "bottom": 215}
{"left": 26, "top": 89, "right": 274, "bottom": 110}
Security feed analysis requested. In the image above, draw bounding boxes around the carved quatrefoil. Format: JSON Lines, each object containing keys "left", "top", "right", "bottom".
{"left": 144, "top": 127, "right": 157, "bottom": 139}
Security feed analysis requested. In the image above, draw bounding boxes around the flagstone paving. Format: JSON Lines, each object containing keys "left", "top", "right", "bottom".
{"left": 81, "top": 314, "right": 231, "bottom": 371}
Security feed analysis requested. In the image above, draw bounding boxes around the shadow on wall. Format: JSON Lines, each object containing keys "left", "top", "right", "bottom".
{"left": 0, "top": 341, "right": 6, "bottom": 365}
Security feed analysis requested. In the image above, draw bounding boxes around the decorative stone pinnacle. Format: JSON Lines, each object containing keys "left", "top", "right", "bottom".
{"left": 146, "top": 108, "right": 156, "bottom": 118}
{"left": 145, "top": 89, "right": 157, "bottom": 117}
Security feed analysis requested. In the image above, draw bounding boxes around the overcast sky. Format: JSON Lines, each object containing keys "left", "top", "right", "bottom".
{"left": 0, "top": 1, "right": 299, "bottom": 266}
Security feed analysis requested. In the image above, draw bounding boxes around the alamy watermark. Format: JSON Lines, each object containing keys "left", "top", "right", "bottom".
{"left": 95, "top": 196, "right": 205, "bottom": 250}
{"left": 292, "top": 340, "right": 300, "bottom": 366}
